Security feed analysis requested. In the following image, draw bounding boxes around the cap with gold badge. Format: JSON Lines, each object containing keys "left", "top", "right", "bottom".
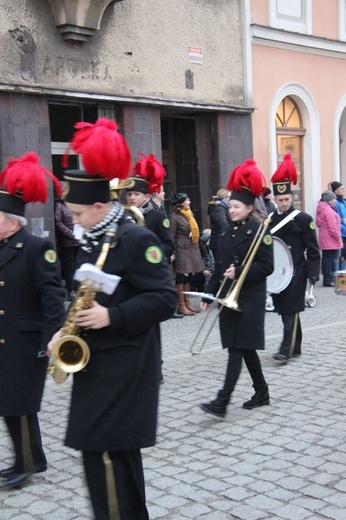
{"left": 271, "top": 153, "right": 298, "bottom": 196}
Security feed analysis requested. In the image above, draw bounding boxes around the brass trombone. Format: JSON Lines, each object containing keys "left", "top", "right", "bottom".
{"left": 190, "top": 215, "right": 272, "bottom": 355}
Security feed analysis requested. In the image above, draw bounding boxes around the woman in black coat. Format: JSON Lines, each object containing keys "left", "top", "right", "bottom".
{"left": 200, "top": 160, "right": 274, "bottom": 418}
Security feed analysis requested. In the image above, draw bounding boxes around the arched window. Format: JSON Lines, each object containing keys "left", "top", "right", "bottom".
{"left": 276, "top": 96, "right": 305, "bottom": 210}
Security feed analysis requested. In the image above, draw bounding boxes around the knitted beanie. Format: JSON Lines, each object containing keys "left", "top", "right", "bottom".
{"left": 322, "top": 190, "right": 336, "bottom": 202}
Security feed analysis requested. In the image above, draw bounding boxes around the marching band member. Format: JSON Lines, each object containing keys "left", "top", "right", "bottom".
{"left": 200, "top": 159, "right": 274, "bottom": 418}
{"left": 270, "top": 154, "right": 320, "bottom": 363}
{"left": 0, "top": 154, "right": 65, "bottom": 488}
{"left": 48, "top": 119, "right": 177, "bottom": 520}
{"left": 126, "top": 153, "right": 174, "bottom": 263}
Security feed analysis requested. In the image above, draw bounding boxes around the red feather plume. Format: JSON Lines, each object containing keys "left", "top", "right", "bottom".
{"left": 63, "top": 118, "right": 131, "bottom": 181}
{"left": 0, "top": 152, "right": 61, "bottom": 203}
{"left": 227, "top": 159, "right": 265, "bottom": 197}
{"left": 271, "top": 154, "right": 298, "bottom": 185}
{"left": 133, "top": 153, "right": 166, "bottom": 194}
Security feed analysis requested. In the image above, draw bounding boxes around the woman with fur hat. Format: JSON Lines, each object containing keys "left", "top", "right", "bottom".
{"left": 316, "top": 190, "right": 343, "bottom": 287}
{"left": 170, "top": 192, "right": 204, "bottom": 315}
{"left": 200, "top": 159, "right": 274, "bottom": 418}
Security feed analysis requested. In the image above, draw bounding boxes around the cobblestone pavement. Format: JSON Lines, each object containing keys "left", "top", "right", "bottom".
{"left": 1, "top": 283, "right": 346, "bottom": 519}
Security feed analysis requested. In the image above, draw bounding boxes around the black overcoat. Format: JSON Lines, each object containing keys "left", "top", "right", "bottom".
{"left": 65, "top": 222, "right": 177, "bottom": 452}
{"left": 0, "top": 228, "right": 65, "bottom": 416}
{"left": 205, "top": 217, "right": 274, "bottom": 350}
{"left": 207, "top": 200, "right": 232, "bottom": 252}
{"left": 144, "top": 208, "right": 174, "bottom": 260}
{"left": 270, "top": 206, "right": 320, "bottom": 314}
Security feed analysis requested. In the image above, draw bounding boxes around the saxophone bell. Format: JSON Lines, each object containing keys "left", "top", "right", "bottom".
{"left": 48, "top": 225, "right": 121, "bottom": 384}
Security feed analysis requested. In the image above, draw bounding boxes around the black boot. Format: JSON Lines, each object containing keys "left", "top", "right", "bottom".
{"left": 200, "top": 391, "right": 230, "bottom": 417}
{"left": 242, "top": 384, "right": 270, "bottom": 410}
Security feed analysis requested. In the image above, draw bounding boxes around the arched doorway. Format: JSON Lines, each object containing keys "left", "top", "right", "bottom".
{"left": 338, "top": 106, "right": 346, "bottom": 186}
{"left": 276, "top": 96, "right": 305, "bottom": 210}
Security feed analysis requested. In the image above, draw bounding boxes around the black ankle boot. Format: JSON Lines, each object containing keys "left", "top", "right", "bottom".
{"left": 200, "top": 391, "right": 230, "bottom": 417}
{"left": 243, "top": 385, "right": 270, "bottom": 410}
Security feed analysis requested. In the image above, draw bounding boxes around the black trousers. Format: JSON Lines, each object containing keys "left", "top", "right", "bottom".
{"left": 222, "top": 349, "right": 266, "bottom": 397}
{"left": 82, "top": 449, "right": 149, "bottom": 520}
{"left": 58, "top": 246, "right": 78, "bottom": 293}
{"left": 279, "top": 313, "right": 302, "bottom": 358}
{"left": 4, "top": 414, "right": 46, "bottom": 472}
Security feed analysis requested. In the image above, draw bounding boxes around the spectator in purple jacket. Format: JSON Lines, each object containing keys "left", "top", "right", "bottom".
{"left": 316, "top": 190, "right": 343, "bottom": 287}
{"left": 54, "top": 183, "right": 80, "bottom": 301}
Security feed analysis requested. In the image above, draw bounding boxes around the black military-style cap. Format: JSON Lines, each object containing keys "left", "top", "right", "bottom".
{"left": 63, "top": 170, "right": 112, "bottom": 205}
{"left": 0, "top": 190, "right": 26, "bottom": 216}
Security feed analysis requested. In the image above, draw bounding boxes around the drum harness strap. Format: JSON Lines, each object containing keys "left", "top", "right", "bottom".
{"left": 270, "top": 209, "right": 300, "bottom": 235}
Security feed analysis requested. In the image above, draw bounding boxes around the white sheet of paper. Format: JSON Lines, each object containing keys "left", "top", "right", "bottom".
{"left": 74, "top": 263, "right": 121, "bottom": 295}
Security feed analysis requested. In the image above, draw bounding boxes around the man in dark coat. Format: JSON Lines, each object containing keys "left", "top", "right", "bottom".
{"left": 0, "top": 153, "right": 65, "bottom": 488}
{"left": 270, "top": 154, "right": 320, "bottom": 363}
{"left": 48, "top": 119, "right": 177, "bottom": 520}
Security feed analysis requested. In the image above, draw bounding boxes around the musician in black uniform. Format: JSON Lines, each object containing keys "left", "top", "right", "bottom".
{"left": 200, "top": 159, "right": 274, "bottom": 418}
{"left": 126, "top": 153, "right": 174, "bottom": 262}
{"left": 48, "top": 119, "right": 177, "bottom": 520}
{"left": 269, "top": 154, "right": 320, "bottom": 363}
{"left": 0, "top": 153, "right": 65, "bottom": 488}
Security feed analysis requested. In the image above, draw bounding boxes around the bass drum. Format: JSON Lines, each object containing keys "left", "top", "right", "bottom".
{"left": 266, "top": 236, "right": 294, "bottom": 294}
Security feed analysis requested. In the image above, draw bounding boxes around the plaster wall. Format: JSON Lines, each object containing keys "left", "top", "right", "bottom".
{"left": 252, "top": 45, "right": 345, "bottom": 190}
{"left": 0, "top": 0, "right": 245, "bottom": 108}
{"left": 249, "top": 0, "right": 346, "bottom": 217}
{"left": 251, "top": 0, "right": 338, "bottom": 40}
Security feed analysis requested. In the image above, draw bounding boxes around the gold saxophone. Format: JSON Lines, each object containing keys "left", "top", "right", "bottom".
{"left": 48, "top": 224, "right": 117, "bottom": 384}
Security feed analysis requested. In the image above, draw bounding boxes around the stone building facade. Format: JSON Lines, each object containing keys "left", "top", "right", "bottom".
{"left": 0, "top": 0, "right": 252, "bottom": 237}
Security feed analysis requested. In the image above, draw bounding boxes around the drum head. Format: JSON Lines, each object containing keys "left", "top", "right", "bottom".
{"left": 266, "top": 236, "right": 294, "bottom": 294}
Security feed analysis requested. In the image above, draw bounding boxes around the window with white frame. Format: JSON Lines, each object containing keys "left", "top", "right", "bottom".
{"left": 269, "top": 0, "right": 312, "bottom": 35}
{"left": 339, "top": 0, "right": 346, "bottom": 41}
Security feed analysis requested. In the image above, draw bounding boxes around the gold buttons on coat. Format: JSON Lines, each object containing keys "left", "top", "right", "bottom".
{"left": 0, "top": 281, "right": 5, "bottom": 286}
{"left": 0, "top": 310, "right": 4, "bottom": 315}
{"left": 0, "top": 339, "right": 5, "bottom": 344}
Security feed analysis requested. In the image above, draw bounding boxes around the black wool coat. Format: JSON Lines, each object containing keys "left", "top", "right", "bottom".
{"left": 205, "top": 217, "right": 274, "bottom": 350}
{"left": 65, "top": 221, "right": 177, "bottom": 453}
{"left": 0, "top": 228, "right": 65, "bottom": 416}
{"left": 207, "top": 200, "right": 232, "bottom": 252}
{"left": 269, "top": 206, "right": 320, "bottom": 314}
{"left": 144, "top": 207, "right": 174, "bottom": 261}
